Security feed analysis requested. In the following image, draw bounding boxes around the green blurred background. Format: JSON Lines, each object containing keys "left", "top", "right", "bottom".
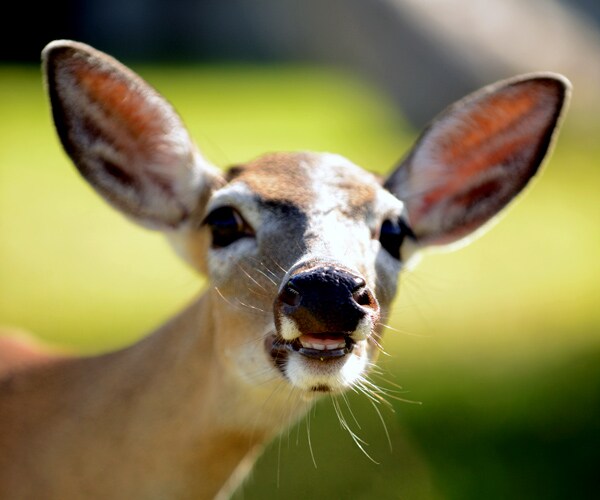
{"left": 1, "top": 62, "right": 598, "bottom": 499}
{"left": 1, "top": 1, "right": 600, "bottom": 498}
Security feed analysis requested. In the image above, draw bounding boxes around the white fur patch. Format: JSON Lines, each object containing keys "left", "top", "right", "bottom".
{"left": 279, "top": 316, "right": 302, "bottom": 341}
{"left": 284, "top": 343, "right": 368, "bottom": 392}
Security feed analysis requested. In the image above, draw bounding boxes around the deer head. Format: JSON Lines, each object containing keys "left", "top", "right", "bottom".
{"left": 43, "top": 40, "right": 569, "bottom": 397}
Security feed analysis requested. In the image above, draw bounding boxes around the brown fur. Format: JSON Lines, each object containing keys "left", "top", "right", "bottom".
{"left": 0, "top": 40, "right": 569, "bottom": 499}
{"left": 0, "top": 295, "right": 300, "bottom": 499}
{"left": 230, "top": 151, "right": 378, "bottom": 218}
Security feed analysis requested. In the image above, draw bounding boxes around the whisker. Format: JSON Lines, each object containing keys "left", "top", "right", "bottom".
{"left": 368, "top": 335, "right": 389, "bottom": 356}
{"left": 252, "top": 267, "right": 278, "bottom": 286}
{"left": 379, "top": 317, "right": 428, "bottom": 338}
{"left": 269, "top": 258, "right": 288, "bottom": 275}
{"left": 256, "top": 259, "right": 281, "bottom": 279}
{"left": 368, "top": 371, "right": 406, "bottom": 392}
{"left": 235, "top": 299, "right": 268, "bottom": 314}
{"left": 361, "top": 377, "right": 422, "bottom": 405}
{"left": 331, "top": 397, "right": 378, "bottom": 464}
{"left": 370, "top": 399, "right": 393, "bottom": 453}
{"left": 237, "top": 264, "right": 268, "bottom": 292}
{"left": 377, "top": 322, "right": 401, "bottom": 333}
{"left": 354, "top": 380, "right": 392, "bottom": 408}
{"left": 305, "top": 408, "right": 317, "bottom": 469}
{"left": 340, "top": 392, "right": 361, "bottom": 430}
{"left": 213, "top": 286, "right": 270, "bottom": 317}
{"left": 213, "top": 286, "right": 233, "bottom": 306}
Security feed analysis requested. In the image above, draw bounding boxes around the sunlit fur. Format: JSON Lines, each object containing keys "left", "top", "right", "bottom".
{"left": 0, "top": 39, "right": 569, "bottom": 500}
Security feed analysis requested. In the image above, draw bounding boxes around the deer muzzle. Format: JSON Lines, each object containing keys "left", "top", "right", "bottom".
{"left": 272, "top": 265, "right": 379, "bottom": 360}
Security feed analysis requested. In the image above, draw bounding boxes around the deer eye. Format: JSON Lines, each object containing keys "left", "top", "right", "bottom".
{"left": 203, "top": 206, "right": 253, "bottom": 248}
{"left": 379, "top": 218, "right": 414, "bottom": 260}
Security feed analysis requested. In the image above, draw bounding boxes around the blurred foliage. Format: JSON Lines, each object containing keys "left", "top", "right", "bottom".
{"left": 0, "top": 65, "right": 598, "bottom": 499}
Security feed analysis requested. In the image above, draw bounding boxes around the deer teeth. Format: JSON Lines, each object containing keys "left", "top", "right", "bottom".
{"left": 299, "top": 338, "right": 346, "bottom": 351}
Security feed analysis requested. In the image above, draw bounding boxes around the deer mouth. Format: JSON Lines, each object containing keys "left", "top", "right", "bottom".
{"left": 290, "top": 333, "right": 354, "bottom": 359}
{"left": 267, "top": 332, "right": 371, "bottom": 393}
{"left": 269, "top": 333, "right": 356, "bottom": 362}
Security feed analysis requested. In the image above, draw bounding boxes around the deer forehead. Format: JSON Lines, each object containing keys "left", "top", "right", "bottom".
{"left": 209, "top": 151, "right": 403, "bottom": 228}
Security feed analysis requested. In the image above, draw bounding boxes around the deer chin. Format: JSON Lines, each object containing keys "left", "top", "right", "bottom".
{"left": 267, "top": 332, "right": 370, "bottom": 393}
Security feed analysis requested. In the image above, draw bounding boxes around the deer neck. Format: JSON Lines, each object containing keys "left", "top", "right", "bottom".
{"left": 98, "top": 291, "right": 313, "bottom": 497}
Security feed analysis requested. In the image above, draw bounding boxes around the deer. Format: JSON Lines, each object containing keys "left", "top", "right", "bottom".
{"left": 0, "top": 39, "right": 569, "bottom": 500}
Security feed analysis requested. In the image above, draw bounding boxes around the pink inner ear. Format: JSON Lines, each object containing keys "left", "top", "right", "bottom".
{"left": 405, "top": 81, "right": 562, "bottom": 243}
{"left": 440, "top": 89, "right": 540, "bottom": 161}
{"left": 44, "top": 41, "right": 225, "bottom": 229}
{"left": 73, "top": 63, "right": 169, "bottom": 153}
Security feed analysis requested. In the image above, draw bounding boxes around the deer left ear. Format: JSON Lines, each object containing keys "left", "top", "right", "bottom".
{"left": 384, "top": 74, "right": 570, "bottom": 246}
{"left": 42, "top": 40, "right": 224, "bottom": 230}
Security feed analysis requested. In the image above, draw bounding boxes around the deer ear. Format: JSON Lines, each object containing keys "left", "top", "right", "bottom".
{"left": 384, "top": 74, "right": 570, "bottom": 246}
{"left": 42, "top": 40, "right": 223, "bottom": 230}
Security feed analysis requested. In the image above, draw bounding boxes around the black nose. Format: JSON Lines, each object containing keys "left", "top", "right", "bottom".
{"left": 276, "top": 267, "right": 378, "bottom": 334}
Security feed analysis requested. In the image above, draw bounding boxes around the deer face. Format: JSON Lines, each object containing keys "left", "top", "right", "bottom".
{"left": 43, "top": 40, "right": 569, "bottom": 397}
{"left": 182, "top": 152, "right": 407, "bottom": 393}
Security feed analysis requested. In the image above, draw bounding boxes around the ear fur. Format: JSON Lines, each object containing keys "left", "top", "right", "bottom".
{"left": 385, "top": 73, "right": 570, "bottom": 246}
{"left": 42, "top": 40, "right": 223, "bottom": 229}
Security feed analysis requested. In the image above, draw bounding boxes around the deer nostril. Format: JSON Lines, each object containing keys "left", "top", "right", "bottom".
{"left": 280, "top": 283, "right": 301, "bottom": 307}
{"left": 348, "top": 276, "right": 374, "bottom": 307}
{"left": 352, "top": 287, "right": 376, "bottom": 308}
{"left": 353, "top": 288, "right": 370, "bottom": 306}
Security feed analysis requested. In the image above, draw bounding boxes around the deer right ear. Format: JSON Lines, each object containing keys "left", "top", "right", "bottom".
{"left": 42, "top": 40, "right": 224, "bottom": 230}
{"left": 384, "top": 74, "right": 570, "bottom": 247}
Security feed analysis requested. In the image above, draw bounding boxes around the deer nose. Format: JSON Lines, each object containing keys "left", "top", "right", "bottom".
{"left": 276, "top": 267, "right": 379, "bottom": 334}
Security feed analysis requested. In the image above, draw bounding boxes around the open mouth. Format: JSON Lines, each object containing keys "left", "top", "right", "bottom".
{"left": 270, "top": 333, "right": 355, "bottom": 360}
{"left": 267, "top": 331, "right": 371, "bottom": 393}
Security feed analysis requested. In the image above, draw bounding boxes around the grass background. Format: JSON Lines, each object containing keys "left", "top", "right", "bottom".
{"left": 1, "top": 64, "right": 598, "bottom": 499}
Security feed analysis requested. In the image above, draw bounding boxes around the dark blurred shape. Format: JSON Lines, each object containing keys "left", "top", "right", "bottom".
{"left": 2, "top": 0, "right": 599, "bottom": 126}
{"left": 0, "top": 1, "right": 82, "bottom": 62}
